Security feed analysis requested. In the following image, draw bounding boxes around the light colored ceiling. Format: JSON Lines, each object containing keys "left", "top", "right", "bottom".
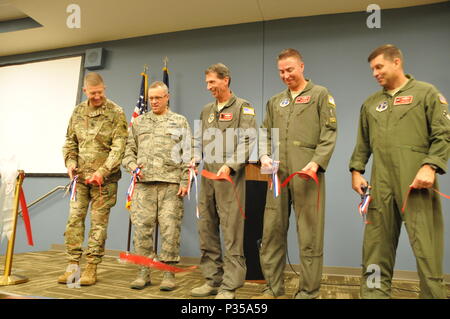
{"left": 0, "top": 0, "right": 446, "bottom": 57}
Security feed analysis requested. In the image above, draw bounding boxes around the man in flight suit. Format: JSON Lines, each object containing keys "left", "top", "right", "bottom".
{"left": 349, "top": 44, "right": 449, "bottom": 299}
{"left": 190, "top": 63, "right": 257, "bottom": 299}
{"left": 255, "top": 49, "right": 338, "bottom": 299}
{"left": 59, "top": 72, "right": 128, "bottom": 286}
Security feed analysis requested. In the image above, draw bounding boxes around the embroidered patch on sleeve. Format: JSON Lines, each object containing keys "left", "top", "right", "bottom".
{"left": 242, "top": 106, "right": 255, "bottom": 115}
{"left": 439, "top": 94, "right": 448, "bottom": 105}
{"left": 328, "top": 95, "right": 336, "bottom": 107}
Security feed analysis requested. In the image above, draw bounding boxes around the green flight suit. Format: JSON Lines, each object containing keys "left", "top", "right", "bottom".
{"left": 194, "top": 94, "right": 257, "bottom": 292}
{"left": 259, "top": 80, "right": 337, "bottom": 298}
{"left": 349, "top": 75, "right": 450, "bottom": 299}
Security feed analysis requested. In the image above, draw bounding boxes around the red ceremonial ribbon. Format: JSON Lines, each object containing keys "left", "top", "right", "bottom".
{"left": 401, "top": 186, "right": 450, "bottom": 214}
{"left": 119, "top": 252, "right": 197, "bottom": 273}
{"left": 201, "top": 170, "right": 246, "bottom": 219}
{"left": 19, "top": 187, "right": 34, "bottom": 246}
{"left": 281, "top": 169, "right": 320, "bottom": 211}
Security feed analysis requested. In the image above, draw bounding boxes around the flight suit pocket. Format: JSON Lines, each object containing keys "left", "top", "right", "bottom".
{"left": 410, "top": 145, "right": 428, "bottom": 154}
{"left": 364, "top": 198, "right": 380, "bottom": 234}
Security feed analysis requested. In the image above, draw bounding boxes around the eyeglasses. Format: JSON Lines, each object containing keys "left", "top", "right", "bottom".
{"left": 149, "top": 95, "right": 168, "bottom": 101}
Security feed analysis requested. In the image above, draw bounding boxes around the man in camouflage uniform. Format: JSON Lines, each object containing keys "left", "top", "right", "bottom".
{"left": 122, "top": 81, "right": 192, "bottom": 291}
{"left": 254, "top": 49, "right": 337, "bottom": 299}
{"left": 350, "top": 44, "right": 449, "bottom": 299}
{"left": 58, "top": 72, "right": 128, "bottom": 286}
{"left": 190, "top": 63, "right": 257, "bottom": 299}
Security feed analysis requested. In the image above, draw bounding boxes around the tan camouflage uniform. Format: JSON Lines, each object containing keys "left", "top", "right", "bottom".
{"left": 63, "top": 99, "right": 128, "bottom": 264}
{"left": 122, "top": 110, "right": 191, "bottom": 262}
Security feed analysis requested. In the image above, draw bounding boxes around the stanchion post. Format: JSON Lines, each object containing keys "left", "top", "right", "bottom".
{"left": 0, "top": 170, "right": 29, "bottom": 286}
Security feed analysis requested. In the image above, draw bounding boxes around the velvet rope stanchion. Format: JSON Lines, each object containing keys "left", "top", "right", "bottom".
{"left": 0, "top": 171, "right": 29, "bottom": 286}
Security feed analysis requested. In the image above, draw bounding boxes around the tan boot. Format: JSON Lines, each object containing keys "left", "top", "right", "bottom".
{"left": 215, "top": 290, "right": 235, "bottom": 299}
{"left": 130, "top": 267, "right": 151, "bottom": 290}
{"left": 191, "top": 283, "right": 219, "bottom": 297}
{"left": 80, "top": 263, "right": 97, "bottom": 286}
{"left": 57, "top": 262, "right": 80, "bottom": 284}
{"left": 251, "top": 288, "right": 289, "bottom": 299}
{"left": 160, "top": 272, "right": 176, "bottom": 291}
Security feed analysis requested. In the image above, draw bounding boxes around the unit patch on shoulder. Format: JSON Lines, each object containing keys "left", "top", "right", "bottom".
{"left": 242, "top": 106, "right": 255, "bottom": 115}
{"left": 439, "top": 94, "right": 448, "bottom": 105}
{"left": 393, "top": 96, "right": 413, "bottom": 105}
{"left": 328, "top": 95, "right": 336, "bottom": 107}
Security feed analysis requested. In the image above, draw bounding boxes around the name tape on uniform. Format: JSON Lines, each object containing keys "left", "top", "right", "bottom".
{"left": 219, "top": 113, "right": 233, "bottom": 121}
{"left": 295, "top": 96, "right": 311, "bottom": 104}
{"left": 393, "top": 95, "right": 413, "bottom": 105}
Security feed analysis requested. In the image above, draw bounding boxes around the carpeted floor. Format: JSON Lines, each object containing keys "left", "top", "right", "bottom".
{"left": 0, "top": 249, "right": 448, "bottom": 299}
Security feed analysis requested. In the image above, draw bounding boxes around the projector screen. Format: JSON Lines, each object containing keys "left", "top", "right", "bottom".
{"left": 0, "top": 56, "right": 83, "bottom": 175}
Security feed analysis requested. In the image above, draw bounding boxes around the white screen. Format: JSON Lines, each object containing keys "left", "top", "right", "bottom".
{"left": 0, "top": 56, "right": 82, "bottom": 174}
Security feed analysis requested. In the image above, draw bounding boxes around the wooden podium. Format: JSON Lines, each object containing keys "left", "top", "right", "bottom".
{"left": 244, "top": 164, "right": 270, "bottom": 281}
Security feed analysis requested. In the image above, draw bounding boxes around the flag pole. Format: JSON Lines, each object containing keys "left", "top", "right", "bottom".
{"left": 154, "top": 57, "right": 170, "bottom": 255}
{"left": 0, "top": 171, "right": 29, "bottom": 286}
{"left": 126, "top": 65, "right": 149, "bottom": 253}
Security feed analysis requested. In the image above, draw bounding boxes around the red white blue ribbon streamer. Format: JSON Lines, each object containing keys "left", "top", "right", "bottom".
{"left": 69, "top": 175, "right": 78, "bottom": 202}
{"left": 187, "top": 166, "right": 199, "bottom": 218}
{"left": 358, "top": 187, "right": 371, "bottom": 224}
{"left": 126, "top": 168, "right": 140, "bottom": 210}
{"left": 271, "top": 161, "right": 280, "bottom": 198}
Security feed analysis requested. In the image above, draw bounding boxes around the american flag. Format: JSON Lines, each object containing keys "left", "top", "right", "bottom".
{"left": 163, "top": 65, "right": 169, "bottom": 88}
{"left": 129, "top": 72, "right": 148, "bottom": 127}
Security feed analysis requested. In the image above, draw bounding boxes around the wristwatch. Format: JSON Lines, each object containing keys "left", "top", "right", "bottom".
{"left": 426, "top": 163, "right": 438, "bottom": 171}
